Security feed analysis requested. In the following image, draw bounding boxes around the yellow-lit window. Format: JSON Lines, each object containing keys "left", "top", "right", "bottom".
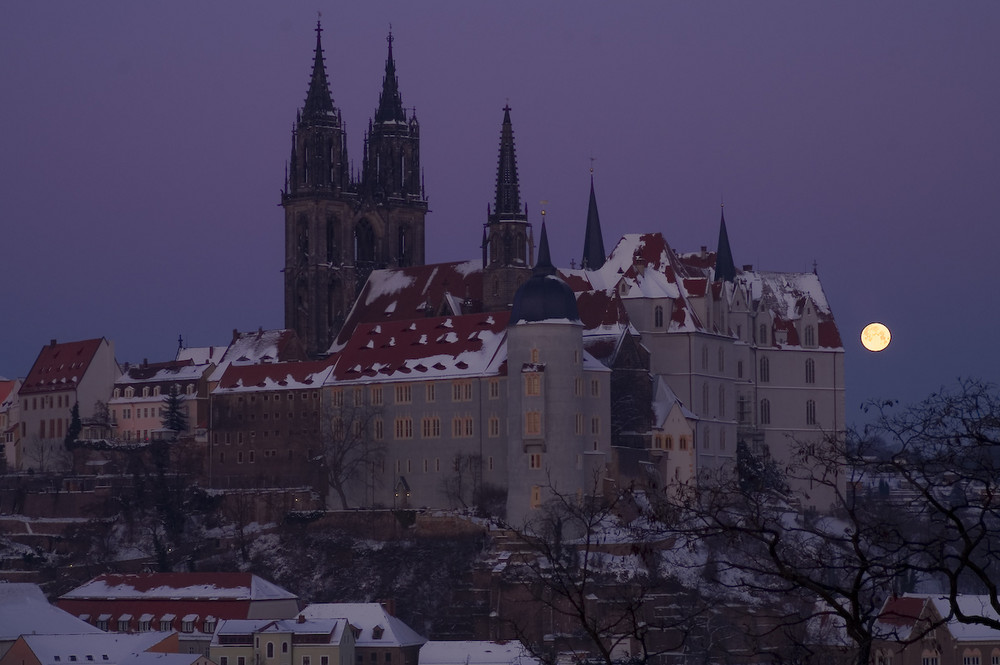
{"left": 525, "top": 411, "right": 541, "bottom": 436}
{"left": 525, "top": 373, "right": 541, "bottom": 396}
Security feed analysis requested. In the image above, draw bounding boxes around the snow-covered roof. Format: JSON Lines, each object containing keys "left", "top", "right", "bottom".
{"left": 328, "top": 312, "right": 508, "bottom": 384}
{"left": 213, "top": 618, "right": 347, "bottom": 644}
{"left": 116, "top": 361, "right": 211, "bottom": 385}
{"left": 926, "top": 595, "right": 1000, "bottom": 642}
{"left": 176, "top": 345, "right": 227, "bottom": 366}
{"left": 16, "top": 632, "right": 173, "bottom": 665}
{"left": 331, "top": 261, "right": 484, "bottom": 353}
{"left": 60, "top": 573, "right": 297, "bottom": 601}
{"left": 651, "top": 377, "right": 697, "bottom": 425}
{"left": 419, "top": 641, "right": 540, "bottom": 665}
{"left": 0, "top": 583, "right": 103, "bottom": 641}
{"left": 300, "top": 603, "right": 426, "bottom": 647}
{"left": 214, "top": 360, "right": 335, "bottom": 394}
{"left": 207, "top": 329, "right": 309, "bottom": 383}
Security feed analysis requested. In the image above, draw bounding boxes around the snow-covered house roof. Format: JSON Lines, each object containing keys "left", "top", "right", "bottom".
{"left": 0, "top": 583, "right": 102, "bottom": 646}
{"left": 56, "top": 574, "right": 299, "bottom": 636}
{"left": 115, "top": 361, "right": 211, "bottom": 386}
{"left": 212, "top": 618, "right": 348, "bottom": 645}
{"left": 328, "top": 312, "right": 509, "bottom": 384}
{"left": 213, "top": 360, "right": 335, "bottom": 394}
{"left": 175, "top": 345, "right": 226, "bottom": 366}
{"left": 651, "top": 377, "right": 697, "bottom": 426}
{"left": 871, "top": 594, "right": 1000, "bottom": 643}
{"left": 12, "top": 632, "right": 174, "bottom": 665}
{"left": 207, "top": 329, "right": 309, "bottom": 383}
{"left": 299, "top": 603, "right": 426, "bottom": 648}
{"left": 60, "top": 573, "right": 296, "bottom": 602}
{"left": 419, "top": 641, "right": 540, "bottom": 665}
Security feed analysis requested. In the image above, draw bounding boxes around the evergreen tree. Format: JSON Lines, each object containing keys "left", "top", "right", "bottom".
{"left": 64, "top": 402, "right": 82, "bottom": 450}
{"left": 161, "top": 386, "right": 188, "bottom": 438}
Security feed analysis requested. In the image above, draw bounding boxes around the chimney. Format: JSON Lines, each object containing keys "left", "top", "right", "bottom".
{"left": 50, "top": 339, "right": 57, "bottom": 347}
{"left": 297, "top": 614, "right": 305, "bottom": 624}
{"left": 743, "top": 264, "right": 753, "bottom": 271}
{"left": 232, "top": 329, "right": 239, "bottom": 343}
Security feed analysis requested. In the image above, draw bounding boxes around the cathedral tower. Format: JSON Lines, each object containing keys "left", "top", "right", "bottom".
{"left": 483, "top": 105, "right": 534, "bottom": 311}
{"left": 282, "top": 24, "right": 427, "bottom": 358}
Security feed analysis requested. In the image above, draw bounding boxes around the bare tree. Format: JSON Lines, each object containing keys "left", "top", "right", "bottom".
{"left": 863, "top": 378, "right": 1000, "bottom": 630}
{"left": 499, "top": 479, "right": 699, "bottom": 665}
{"left": 321, "top": 388, "right": 384, "bottom": 509}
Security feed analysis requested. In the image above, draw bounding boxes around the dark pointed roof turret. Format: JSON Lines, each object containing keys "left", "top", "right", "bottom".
{"left": 510, "top": 222, "right": 580, "bottom": 325}
{"left": 492, "top": 105, "right": 525, "bottom": 222}
{"left": 375, "top": 30, "right": 406, "bottom": 124}
{"left": 581, "top": 173, "right": 607, "bottom": 270}
{"left": 715, "top": 205, "right": 737, "bottom": 283}
{"left": 303, "top": 20, "right": 335, "bottom": 119}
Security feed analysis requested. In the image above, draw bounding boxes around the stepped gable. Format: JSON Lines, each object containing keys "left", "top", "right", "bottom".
{"left": 20, "top": 338, "right": 106, "bottom": 395}
{"left": 214, "top": 359, "right": 335, "bottom": 392}
{"left": 330, "top": 311, "right": 508, "bottom": 383}
{"left": 331, "top": 260, "right": 483, "bottom": 351}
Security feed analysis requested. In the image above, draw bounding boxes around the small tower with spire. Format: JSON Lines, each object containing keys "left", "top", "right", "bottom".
{"left": 483, "top": 105, "right": 535, "bottom": 311}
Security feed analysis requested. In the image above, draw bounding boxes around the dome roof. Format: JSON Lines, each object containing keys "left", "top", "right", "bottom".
{"left": 510, "top": 222, "right": 580, "bottom": 325}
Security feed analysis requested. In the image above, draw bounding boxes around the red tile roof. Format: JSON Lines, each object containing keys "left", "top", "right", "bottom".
{"left": 878, "top": 596, "right": 926, "bottom": 627}
{"left": 215, "top": 359, "right": 335, "bottom": 391}
{"left": 333, "top": 261, "right": 483, "bottom": 351}
{"left": 331, "top": 312, "right": 508, "bottom": 382}
{"left": 20, "top": 338, "right": 107, "bottom": 395}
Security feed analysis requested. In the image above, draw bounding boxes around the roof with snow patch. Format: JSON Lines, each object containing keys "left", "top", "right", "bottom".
{"left": 0, "top": 583, "right": 103, "bottom": 641}
{"left": 300, "top": 603, "right": 426, "bottom": 647}
{"left": 60, "top": 573, "right": 296, "bottom": 601}
{"left": 20, "top": 338, "right": 109, "bottom": 395}
{"left": 329, "top": 312, "right": 509, "bottom": 383}
{"left": 214, "top": 360, "right": 335, "bottom": 393}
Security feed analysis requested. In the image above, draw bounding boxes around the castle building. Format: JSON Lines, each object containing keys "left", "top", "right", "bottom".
{"left": 264, "top": 26, "right": 846, "bottom": 516}
{"left": 282, "top": 24, "right": 427, "bottom": 358}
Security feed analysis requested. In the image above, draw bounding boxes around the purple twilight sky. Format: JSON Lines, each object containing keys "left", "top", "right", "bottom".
{"left": 1, "top": 2, "right": 998, "bottom": 424}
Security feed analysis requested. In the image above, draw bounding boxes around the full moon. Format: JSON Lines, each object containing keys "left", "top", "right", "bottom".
{"left": 861, "top": 322, "right": 891, "bottom": 352}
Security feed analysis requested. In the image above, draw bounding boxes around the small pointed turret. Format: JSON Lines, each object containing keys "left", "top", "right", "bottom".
{"left": 375, "top": 30, "right": 406, "bottom": 124}
{"left": 534, "top": 221, "right": 556, "bottom": 277}
{"left": 492, "top": 105, "right": 525, "bottom": 222}
{"left": 302, "top": 21, "right": 335, "bottom": 119}
{"left": 715, "top": 205, "right": 737, "bottom": 283}
{"left": 581, "top": 174, "right": 606, "bottom": 270}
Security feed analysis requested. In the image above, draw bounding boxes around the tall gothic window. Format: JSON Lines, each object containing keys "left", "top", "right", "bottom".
{"left": 398, "top": 225, "right": 411, "bottom": 267}
{"left": 805, "top": 358, "right": 816, "bottom": 384}
{"left": 654, "top": 305, "right": 664, "bottom": 328}
{"left": 355, "top": 219, "right": 376, "bottom": 263}
{"left": 806, "top": 400, "right": 817, "bottom": 425}
{"left": 759, "top": 356, "right": 770, "bottom": 383}
{"left": 804, "top": 325, "right": 816, "bottom": 347}
{"left": 760, "top": 399, "right": 771, "bottom": 425}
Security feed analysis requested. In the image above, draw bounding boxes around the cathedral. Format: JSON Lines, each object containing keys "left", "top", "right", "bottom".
{"left": 272, "top": 23, "right": 845, "bottom": 521}
{"left": 282, "top": 23, "right": 427, "bottom": 359}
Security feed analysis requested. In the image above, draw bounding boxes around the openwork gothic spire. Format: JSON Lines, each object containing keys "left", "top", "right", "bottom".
{"left": 303, "top": 20, "right": 335, "bottom": 119}
{"left": 492, "top": 105, "right": 525, "bottom": 221}
{"left": 375, "top": 30, "right": 406, "bottom": 124}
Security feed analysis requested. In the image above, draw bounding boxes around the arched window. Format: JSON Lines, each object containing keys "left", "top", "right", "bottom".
{"left": 701, "top": 346, "right": 709, "bottom": 370}
{"left": 759, "top": 356, "right": 770, "bottom": 383}
{"left": 702, "top": 384, "right": 709, "bottom": 414}
{"left": 759, "top": 323, "right": 768, "bottom": 345}
{"left": 654, "top": 305, "right": 664, "bottom": 328}
{"left": 804, "top": 324, "right": 815, "bottom": 347}
{"left": 737, "top": 360, "right": 743, "bottom": 379}
{"left": 718, "top": 385, "right": 726, "bottom": 418}
{"left": 718, "top": 348, "right": 725, "bottom": 372}
{"left": 702, "top": 426, "right": 710, "bottom": 449}
{"left": 760, "top": 398, "right": 771, "bottom": 425}
{"left": 805, "top": 358, "right": 815, "bottom": 384}
{"left": 398, "top": 225, "right": 411, "bottom": 267}
{"left": 806, "top": 399, "right": 816, "bottom": 426}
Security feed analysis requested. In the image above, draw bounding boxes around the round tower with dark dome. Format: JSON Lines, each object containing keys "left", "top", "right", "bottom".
{"left": 505, "top": 221, "right": 609, "bottom": 526}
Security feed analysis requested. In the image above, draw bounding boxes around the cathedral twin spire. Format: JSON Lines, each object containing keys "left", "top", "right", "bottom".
{"left": 303, "top": 21, "right": 335, "bottom": 119}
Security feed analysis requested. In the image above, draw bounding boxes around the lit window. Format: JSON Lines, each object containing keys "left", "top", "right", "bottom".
{"left": 394, "top": 385, "right": 411, "bottom": 404}
{"left": 488, "top": 416, "right": 500, "bottom": 437}
{"left": 531, "top": 485, "right": 541, "bottom": 508}
{"left": 354, "top": 388, "right": 363, "bottom": 407}
{"left": 525, "top": 373, "right": 541, "bottom": 396}
{"left": 332, "top": 389, "right": 344, "bottom": 407}
{"left": 525, "top": 411, "right": 541, "bottom": 436}
{"left": 489, "top": 379, "right": 500, "bottom": 399}
{"left": 394, "top": 418, "right": 412, "bottom": 439}
{"left": 451, "top": 380, "right": 473, "bottom": 402}
{"left": 425, "top": 383, "right": 435, "bottom": 402}
{"left": 531, "top": 348, "right": 540, "bottom": 363}
{"left": 371, "top": 387, "right": 383, "bottom": 405}
{"left": 421, "top": 417, "right": 440, "bottom": 438}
